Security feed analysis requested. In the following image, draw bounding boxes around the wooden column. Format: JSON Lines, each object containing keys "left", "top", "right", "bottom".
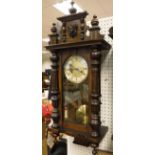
{"left": 90, "top": 15, "right": 102, "bottom": 141}
{"left": 91, "top": 47, "right": 101, "bottom": 138}
{"left": 62, "top": 22, "right": 67, "bottom": 42}
{"left": 80, "top": 18, "right": 85, "bottom": 40}
{"left": 50, "top": 51, "right": 59, "bottom": 129}
{"left": 91, "top": 47, "right": 101, "bottom": 155}
{"left": 48, "top": 23, "right": 60, "bottom": 141}
{"left": 50, "top": 50, "right": 60, "bottom": 143}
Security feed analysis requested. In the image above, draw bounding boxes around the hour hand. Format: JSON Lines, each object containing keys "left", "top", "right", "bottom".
{"left": 78, "top": 68, "right": 86, "bottom": 75}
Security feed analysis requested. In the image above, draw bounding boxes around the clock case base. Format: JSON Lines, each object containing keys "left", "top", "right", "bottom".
{"left": 48, "top": 126, "right": 108, "bottom": 147}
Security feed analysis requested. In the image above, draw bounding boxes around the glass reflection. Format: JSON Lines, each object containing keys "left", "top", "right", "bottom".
{"left": 63, "top": 80, "right": 89, "bottom": 125}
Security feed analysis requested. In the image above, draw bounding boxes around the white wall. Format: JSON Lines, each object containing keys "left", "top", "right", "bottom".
{"left": 42, "top": 52, "right": 51, "bottom": 72}
{"left": 99, "top": 16, "right": 113, "bottom": 152}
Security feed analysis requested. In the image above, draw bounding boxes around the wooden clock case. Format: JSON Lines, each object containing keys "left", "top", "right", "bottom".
{"left": 45, "top": 2, "right": 111, "bottom": 155}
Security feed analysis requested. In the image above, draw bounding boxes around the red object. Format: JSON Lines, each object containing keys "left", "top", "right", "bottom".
{"left": 42, "top": 102, "right": 53, "bottom": 125}
{"left": 42, "top": 102, "right": 53, "bottom": 117}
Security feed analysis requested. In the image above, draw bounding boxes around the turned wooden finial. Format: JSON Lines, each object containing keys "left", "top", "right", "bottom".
{"left": 69, "top": 1, "right": 77, "bottom": 14}
{"left": 89, "top": 15, "right": 103, "bottom": 39}
{"left": 91, "top": 15, "right": 99, "bottom": 27}
{"left": 51, "top": 23, "right": 57, "bottom": 34}
{"left": 49, "top": 23, "right": 59, "bottom": 44}
{"left": 91, "top": 143, "right": 98, "bottom": 155}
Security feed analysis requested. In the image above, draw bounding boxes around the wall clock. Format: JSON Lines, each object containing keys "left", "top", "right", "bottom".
{"left": 45, "top": 1, "right": 111, "bottom": 155}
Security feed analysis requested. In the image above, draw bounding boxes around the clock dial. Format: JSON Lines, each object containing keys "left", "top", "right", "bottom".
{"left": 64, "top": 56, "right": 88, "bottom": 84}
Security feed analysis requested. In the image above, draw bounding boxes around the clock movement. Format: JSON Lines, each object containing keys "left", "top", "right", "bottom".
{"left": 45, "top": 1, "right": 111, "bottom": 155}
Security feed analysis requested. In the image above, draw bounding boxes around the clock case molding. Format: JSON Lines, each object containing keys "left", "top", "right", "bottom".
{"left": 45, "top": 2, "right": 111, "bottom": 155}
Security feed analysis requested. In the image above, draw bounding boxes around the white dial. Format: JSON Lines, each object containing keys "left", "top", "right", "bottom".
{"left": 64, "top": 56, "right": 88, "bottom": 84}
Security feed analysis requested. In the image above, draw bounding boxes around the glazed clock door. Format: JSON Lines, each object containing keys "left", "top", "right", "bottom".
{"left": 61, "top": 49, "right": 91, "bottom": 131}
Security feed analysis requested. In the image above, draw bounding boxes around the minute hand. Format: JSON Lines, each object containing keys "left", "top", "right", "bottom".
{"left": 75, "top": 68, "right": 85, "bottom": 75}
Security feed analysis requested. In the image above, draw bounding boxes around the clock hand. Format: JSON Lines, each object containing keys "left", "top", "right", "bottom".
{"left": 66, "top": 66, "right": 86, "bottom": 75}
{"left": 75, "top": 68, "right": 86, "bottom": 75}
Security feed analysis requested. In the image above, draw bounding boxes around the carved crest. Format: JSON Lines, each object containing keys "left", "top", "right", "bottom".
{"left": 68, "top": 24, "right": 78, "bottom": 38}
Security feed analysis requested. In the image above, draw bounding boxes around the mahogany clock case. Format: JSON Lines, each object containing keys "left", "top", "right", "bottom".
{"left": 45, "top": 1, "right": 111, "bottom": 152}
